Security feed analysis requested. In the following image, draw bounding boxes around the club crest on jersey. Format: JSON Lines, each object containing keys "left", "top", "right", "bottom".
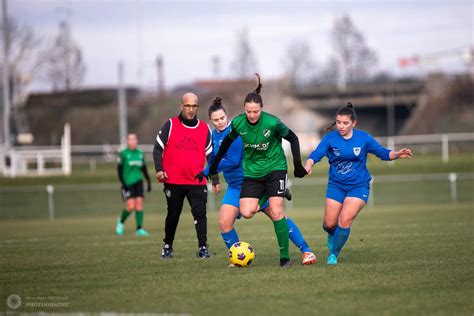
{"left": 353, "top": 147, "right": 361, "bottom": 156}
{"left": 263, "top": 129, "right": 271, "bottom": 138}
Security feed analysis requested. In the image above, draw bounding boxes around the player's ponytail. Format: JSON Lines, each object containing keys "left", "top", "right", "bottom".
{"left": 254, "top": 73, "right": 262, "bottom": 94}
{"left": 244, "top": 73, "right": 263, "bottom": 107}
{"left": 325, "top": 102, "right": 357, "bottom": 131}
{"left": 208, "top": 96, "right": 227, "bottom": 118}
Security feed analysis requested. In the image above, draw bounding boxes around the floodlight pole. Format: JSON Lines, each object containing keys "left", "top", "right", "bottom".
{"left": 117, "top": 61, "right": 127, "bottom": 145}
{"left": 2, "top": 0, "right": 11, "bottom": 148}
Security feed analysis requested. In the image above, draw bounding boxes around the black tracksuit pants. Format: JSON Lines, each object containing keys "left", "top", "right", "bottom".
{"left": 163, "top": 183, "right": 208, "bottom": 248}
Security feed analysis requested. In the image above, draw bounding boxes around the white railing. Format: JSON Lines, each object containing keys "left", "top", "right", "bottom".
{"left": 68, "top": 132, "right": 474, "bottom": 164}
{"left": 377, "top": 133, "right": 474, "bottom": 164}
{"left": 0, "top": 124, "right": 71, "bottom": 177}
{"left": 288, "top": 172, "right": 474, "bottom": 207}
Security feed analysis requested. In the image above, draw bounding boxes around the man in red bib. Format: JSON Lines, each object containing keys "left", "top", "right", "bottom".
{"left": 153, "top": 92, "right": 213, "bottom": 259}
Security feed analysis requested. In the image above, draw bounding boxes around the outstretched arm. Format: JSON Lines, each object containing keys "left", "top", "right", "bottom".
{"left": 304, "top": 137, "right": 330, "bottom": 175}
{"left": 367, "top": 135, "right": 413, "bottom": 161}
{"left": 282, "top": 129, "right": 307, "bottom": 178}
{"left": 209, "top": 135, "right": 235, "bottom": 175}
{"left": 215, "top": 137, "right": 243, "bottom": 173}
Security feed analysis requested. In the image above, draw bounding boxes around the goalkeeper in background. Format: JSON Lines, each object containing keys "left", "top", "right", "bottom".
{"left": 115, "top": 133, "right": 152, "bottom": 236}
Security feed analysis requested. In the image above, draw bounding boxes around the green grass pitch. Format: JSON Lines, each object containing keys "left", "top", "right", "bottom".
{"left": 1, "top": 203, "right": 473, "bottom": 315}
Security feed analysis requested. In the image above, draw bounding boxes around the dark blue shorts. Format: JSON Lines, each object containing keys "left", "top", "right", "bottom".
{"left": 326, "top": 182, "right": 370, "bottom": 203}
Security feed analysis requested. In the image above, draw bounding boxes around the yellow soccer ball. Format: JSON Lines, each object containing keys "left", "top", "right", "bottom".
{"left": 228, "top": 241, "right": 255, "bottom": 267}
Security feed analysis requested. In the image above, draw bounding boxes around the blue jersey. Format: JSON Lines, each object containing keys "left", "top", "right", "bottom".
{"left": 205, "top": 123, "right": 244, "bottom": 188}
{"left": 308, "top": 129, "right": 391, "bottom": 186}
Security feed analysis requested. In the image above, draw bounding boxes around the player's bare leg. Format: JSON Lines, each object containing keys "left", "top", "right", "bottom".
{"left": 323, "top": 198, "right": 343, "bottom": 253}
{"left": 115, "top": 198, "right": 135, "bottom": 236}
{"left": 239, "top": 198, "right": 260, "bottom": 219}
{"left": 134, "top": 197, "right": 149, "bottom": 236}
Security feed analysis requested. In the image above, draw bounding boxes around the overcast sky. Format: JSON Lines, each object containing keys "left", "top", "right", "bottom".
{"left": 8, "top": 0, "right": 474, "bottom": 91}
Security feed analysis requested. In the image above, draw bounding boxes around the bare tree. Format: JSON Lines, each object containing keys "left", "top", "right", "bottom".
{"left": 45, "top": 21, "right": 86, "bottom": 92}
{"left": 317, "top": 57, "right": 339, "bottom": 84}
{"left": 231, "top": 28, "right": 258, "bottom": 79}
{"left": 0, "top": 17, "right": 48, "bottom": 108}
{"left": 330, "top": 14, "right": 378, "bottom": 87}
{"left": 284, "top": 39, "right": 316, "bottom": 86}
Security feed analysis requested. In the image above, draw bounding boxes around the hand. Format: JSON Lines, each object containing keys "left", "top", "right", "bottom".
{"left": 304, "top": 161, "right": 313, "bottom": 176}
{"left": 397, "top": 148, "right": 413, "bottom": 159}
{"left": 212, "top": 184, "right": 221, "bottom": 194}
{"left": 156, "top": 171, "right": 168, "bottom": 183}
{"left": 195, "top": 171, "right": 210, "bottom": 182}
{"left": 195, "top": 172, "right": 205, "bottom": 182}
{"left": 147, "top": 182, "right": 152, "bottom": 192}
{"left": 294, "top": 162, "right": 308, "bottom": 178}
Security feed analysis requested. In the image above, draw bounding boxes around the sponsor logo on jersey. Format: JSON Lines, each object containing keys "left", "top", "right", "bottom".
{"left": 353, "top": 147, "right": 361, "bottom": 156}
{"left": 336, "top": 161, "right": 353, "bottom": 175}
{"left": 129, "top": 161, "right": 143, "bottom": 167}
{"left": 244, "top": 142, "right": 270, "bottom": 151}
{"left": 263, "top": 129, "right": 271, "bottom": 138}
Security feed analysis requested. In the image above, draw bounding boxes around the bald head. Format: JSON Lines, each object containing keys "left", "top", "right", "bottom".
{"left": 180, "top": 92, "right": 199, "bottom": 120}
{"left": 182, "top": 93, "right": 198, "bottom": 105}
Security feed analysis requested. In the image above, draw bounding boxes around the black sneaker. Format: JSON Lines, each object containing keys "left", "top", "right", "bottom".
{"left": 284, "top": 188, "right": 292, "bottom": 201}
{"left": 280, "top": 258, "right": 291, "bottom": 268}
{"left": 161, "top": 244, "right": 173, "bottom": 259}
{"left": 197, "top": 245, "right": 211, "bottom": 259}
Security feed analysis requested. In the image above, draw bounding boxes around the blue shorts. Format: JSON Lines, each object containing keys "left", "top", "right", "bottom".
{"left": 221, "top": 185, "right": 269, "bottom": 215}
{"left": 326, "top": 182, "right": 370, "bottom": 203}
{"left": 221, "top": 186, "right": 241, "bottom": 208}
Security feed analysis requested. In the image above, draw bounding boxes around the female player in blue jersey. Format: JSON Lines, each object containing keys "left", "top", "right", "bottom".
{"left": 203, "top": 97, "right": 317, "bottom": 266}
{"left": 304, "top": 103, "right": 413, "bottom": 265}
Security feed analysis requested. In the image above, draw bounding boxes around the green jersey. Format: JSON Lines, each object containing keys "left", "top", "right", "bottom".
{"left": 229, "top": 111, "right": 289, "bottom": 178}
{"left": 118, "top": 148, "right": 146, "bottom": 186}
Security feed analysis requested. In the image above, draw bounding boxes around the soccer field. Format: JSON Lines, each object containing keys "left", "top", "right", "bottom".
{"left": 1, "top": 203, "right": 473, "bottom": 315}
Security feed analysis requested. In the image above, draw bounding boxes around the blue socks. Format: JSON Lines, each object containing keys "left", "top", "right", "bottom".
{"left": 323, "top": 224, "right": 336, "bottom": 236}
{"left": 331, "top": 226, "right": 351, "bottom": 257}
{"left": 287, "top": 217, "right": 311, "bottom": 253}
{"left": 221, "top": 228, "right": 239, "bottom": 249}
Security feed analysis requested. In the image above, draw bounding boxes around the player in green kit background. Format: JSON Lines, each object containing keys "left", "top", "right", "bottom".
{"left": 208, "top": 74, "right": 308, "bottom": 267}
{"left": 115, "top": 133, "right": 152, "bottom": 236}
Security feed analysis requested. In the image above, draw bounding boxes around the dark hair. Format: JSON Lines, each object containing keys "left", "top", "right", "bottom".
{"left": 325, "top": 102, "right": 357, "bottom": 131}
{"left": 244, "top": 73, "right": 263, "bottom": 106}
{"left": 208, "top": 97, "right": 227, "bottom": 118}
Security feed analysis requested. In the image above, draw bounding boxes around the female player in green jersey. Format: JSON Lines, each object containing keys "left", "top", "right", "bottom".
{"left": 115, "top": 133, "right": 152, "bottom": 236}
{"left": 208, "top": 74, "right": 308, "bottom": 267}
